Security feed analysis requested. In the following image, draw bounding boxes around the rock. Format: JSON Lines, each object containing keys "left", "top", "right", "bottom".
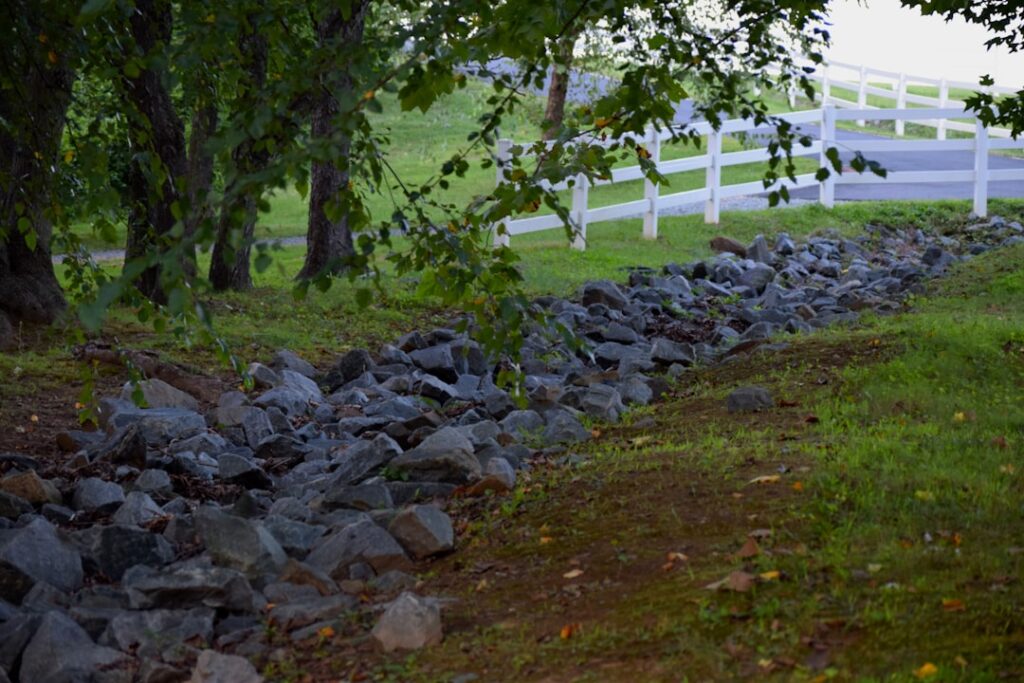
{"left": 267, "top": 593, "right": 357, "bottom": 631}
{"left": 726, "top": 386, "right": 774, "bottom": 413}
{"left": 189, "top": 649, "right": 263, "bottom": 683}
{"left": 218, "top": 453, "right": 272, "bottom": 489}
{"left": 0, "top": 470, "right": 60, "bottom": 505}
{"left": 85, "top": 524, "right": 176, "bottom": 581}
{"left": 482, "top": 457, "right": 516, "bottom": 490}
{"left": 73, "top": 477, "right": 126, "bottom": 513}
{"left": 0, "top": 491, "right": 32, "bottom": 519}
{"left": 391, "top": 427, "right": 481, "bottom": 484}
{"left": 245, "top": 363, "right": 280, "bottom": 389}
{"left": 388, "top": 505, "right": 454, "bottom": 559}
{"left": 542, "top": 412, "right": 590, "bottom": 443}
{"left": 580, "top": 384, "right": 626, "bottom": 422}
{"left": 101, "top": 607, "right": 214, "bottom": 658}
{"left": 112, "top": 491, "right": 164, "bottom": 527}
{"left": 371, "top": 592, "right": 442, "bottom": 651}
{"left": 97, "top": 425, "right": 148, "bottom": 469}
{"left": 334, "top": 349, "right": 376, "bottom": 385}
{"left": 124, "top": 564, "right": 257, "bottom": 612}
{"left": 408, "top": 344, "right": 458, "bottom": 383}
{"left": 120, "top": 378, "right": 199, "bottom": 412}
{"left": 20, "top": 612, "right": 130, "bottom": 683}
{"left": 254, "top": 387, "right": 310, "bottom": 417}
{"left": 747, "top": 235, "right": 773, "bottom": 264}
{"left": 330, "top": 433, "right": 403, "bottom": 486}
{"left": 650, "top": 338, "right": 695, "bottom": 365}
{"left": 262, "top": 516, "right": 325, "bottom": 556}
{"left": 0, "top": 613, "right": 40, "bottom": 674}
{"left": 618, "top": 375, "right": 654, "bottom": 406}
{"left": 739, "top": 262, "right": 776, "bottom": 292}
{"left": 106, "top": 407, "right": 207, "bottom": 446}
{"left": 305, "top": 519, "right": 410, "bottom": 578}
{"left": 271, "top": 349, "right": 317, "bottom": 379}
{"left": 322, "top": 484, "right": 394, "bottom": 511}
{"left": 710, "top": 236, "right": 747, "bottom": 257}
{"left": 133, "top": 469, "right": 174, "bottom": 497}
{"left": 0, "top": 517, "right": 83, "bottom": 601}
{"left": 581, "top": 280, "right": 629, "bottom": 310}
{"left": 498, "top": 410, "right": 545, "bottom": 436}
{"left": 195, "top": 507, "right": 287, "bottom": 578}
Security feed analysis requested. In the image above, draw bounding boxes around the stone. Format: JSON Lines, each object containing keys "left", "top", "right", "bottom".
{"left": 334, "top": 349, "right": 376, "bottom": 385}
{"left": 371, "top": 592, "right": 443, "bottom": 651}
{"left": 124, "top": 564, "right": 257, "bottom": 612}
{"left": 254, "top": 387, "right": 310, "bottom": 417}
{"left": 133, "top": 469, "right": 174, "bottom": 497}
{"left": 0, "top": 470, "right": 60, "bottom": 505}
{"left": 710, "top": 236, "right": 747, "bottom": 257}
{"left": 195, "top": 507, "right": 287, "bottom": 578}
{"left": 726, "top": 386, "right": 774, "bottom": 413}
{"left": 580, "top": 384, "right": 626, "bottom": 422}
{"left": 218, "top": 453, "right": 272, "bottom": 489}
{"left": 747, "top": 235, "right": 773, "bottom": 264}
{"left": 106, "top": 407, "right": 207, "bottom": 446}
{"left": 262, "top": 516, "right": 325, "bottom": 556}
{"left": 0, "top": 517, "right": 83, "bottom": 601}
{"left": 650, "top": 338, "right": 695, "bottom": 365}
{"left": 305, "top": 519, "right": 410, "bottom": 578}
{"left": 271, "top": 349, "right": 317, "bottom": 379}
{"left": 618, "top": 375, "right": 654, "bottom": 406}
{"left": 97, "top": 425, "right": 148, "bottom": 469}
{"left": 581, "top": 280, "right": 629, "bottom": 310}
{"left": 365, "top": 396, "right": 423, "bottom": 421}
{"left": 73, "top": 477, "right": 126, "bottom": 513}
{"left": 739, "top": 262, "right": 776, "bottom": 293}
{"left": 322, "top": 484, "right": 394, "bottom": 511}
{"left": 20, "top": 612, "right": 130, "bottom": 683}
{"left": 482, "top": 457, "right": 516, "bottom": 491}
{"left": 85, "top": 524, "right": 176, "bottom": 581}
{"left": 101, "top": 607, "right": 214, "bottom": 658}
{"left": 189, "top": 649, "right": 263, "bottom": 683}
{"left": 330, "top": 433, "right": 403, "bottom": 486}
{"left": 391, "top": 427, "right": 481, "bottom": 484}
{"left": 267, "top": 593, "right": 357, "bottom": 631}
{"left": 499, "top": 409, "right": 545, "bottom": 436}
{"left": 112, "top": 491, "right": 164, "bottom": 527}
{"left": 0, "top": 490, "right": 32, "bottom": 519}
{"left": 388, "top": 505, "right": 454, "bottom": 559}
{"left": 246, "top": 363, "right": 280, "bottom": 389}
{"left": 0, "top": 613, "right": 40, "bottom": 674}
{"left": 120, "top": 378, "right": 199, "bottom": 412}
{"left": 542, "top": 412, "right": 590, "bottom": 444}
{"left": 408, "top": 344, "right": 458, "bottom": 383}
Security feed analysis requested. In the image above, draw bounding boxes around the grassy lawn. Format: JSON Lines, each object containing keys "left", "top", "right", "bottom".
{"left": 279, "top": 239, "right": 1024, "bottom": 682}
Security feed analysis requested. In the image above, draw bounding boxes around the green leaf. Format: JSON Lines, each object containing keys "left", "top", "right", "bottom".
{"left": 79, "top": 0, "right": 113, "bottom": 20}
{"left": 355, "top": 288, "right": 372, "bottom": 308}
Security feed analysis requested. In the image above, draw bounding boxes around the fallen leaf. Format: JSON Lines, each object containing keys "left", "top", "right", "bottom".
{"left": 778, "top": 399, "right": 800, "bottom": 408}
{"left": 317, "top": 625, "right": 335, "bottom": 639}
{"left": 748, "top": 474, "right": 781, "bottom": 485}
{"left": 475, "top": 578, "right": 489, "bottom": 592}
{"left": 539, "top": 536, "right": 553, "bottom": 545}
{"left": 736, "top": 537, "right": 760, "bottom": 559}
{"left": 563, "top": 569, "right": 584, "bottom": 580}
{"left": 1000, "top": 464, "right": 1016, "bottom": 475}
{"left": 954, "top": 655, "right": 968, "bottom": 669}
{"left": 867, "top": 563, "right": 883, "bottom": 574}
{"left": 792, "top": 481, "right": 804, "bottom": 492}
{"left": 560, "top": 623, "right": 581, "bottom": 639}
{"left": 942, "top": 598, "right": 965, "bottom": 612}
{"left": 913, "top": 662, "right": 938, "bottom": 679}
{"left": 666, "top": 552, "right": 689, "bottom": 562}
{"left": 992, "top": 435, "right": 1009, "bottom": 449}
{"left": 631, "top": 435, "right": 653, "bottom": 447}
{"left": 705, "top": 571, "right": 756, "bottom": 593}
{"left": 590, "top": 428, "right": 602, "bottom": 438}
{"left": 914, "top": 490, "right": 935, "bottom": 502}
{"left": 748, "top": 528, "right": 773, "bottom": 539}
{"left": 759, "top": 570, "right": 781, "bottom": 581}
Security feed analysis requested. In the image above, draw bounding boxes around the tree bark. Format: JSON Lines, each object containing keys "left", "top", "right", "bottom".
{"left": 122, "top": 0, "right": 190, "bottom": 304}
{"left": 210, "top": 29, "right": 269, "bottom": 292}
{"left": 297, "top": 1, "right": 370, "bottom": 282}
{"left": 542, "top": 37, "right": 577, "bottom": 141}
{"left": 0, "top": 7, "right": 73, "bottom": 348}
{"left": 185, "top": 97, "right": 218, "bottom": 257}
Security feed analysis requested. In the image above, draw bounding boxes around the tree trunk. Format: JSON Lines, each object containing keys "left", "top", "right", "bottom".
{"left": 210, "top": 29, "right": 269, "bottom": 292}
{"left": 0, "top": 10, "right": 73, "bottom": 348}
{"left": 185, "top": 97, "right": 218, "bottom": 259}
{"left": 297, "top": 1, "right": 370, "bottom": 282}
{"left": 542, "top": 37, "right": 577, "bottom": 141}
{"left": 122, "top": 0, "right": 189, "bottom": 304}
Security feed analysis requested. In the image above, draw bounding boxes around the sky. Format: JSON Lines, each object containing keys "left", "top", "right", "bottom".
{"left": 826, "top": 0, "right": 1024, "bottom": 86}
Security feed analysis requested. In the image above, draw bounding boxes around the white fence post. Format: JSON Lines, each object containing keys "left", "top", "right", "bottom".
{"left": 492, "top": 139, "right": 512, "bottom": 248}
{"left": 973, "top": 118, "right": 989, "bottom": 218}
{"left": 704, "top": 129, "right": 722, "bottom": 224}
{"left": 895, "top": 73, "right": 907, "bottom": 136}
{"left": 937, "top": 79, "right": 948, "bottom": 140}
{"left": 856, "top": 65, "right": 868, "bottom": 126}
{"left": 819, "top": 105, "right": 836, "bottom": 208}
{"left": 787, "top": 82, "right": 797, "bottom": 108}
{"left": 642, "top": 127, "right": 660, "bottom": 240}
{"left": 822, "top": 69, "right": 831, "bottom": 104}
{"left": 571, "top": 173, "right": 588, "bottom": 250}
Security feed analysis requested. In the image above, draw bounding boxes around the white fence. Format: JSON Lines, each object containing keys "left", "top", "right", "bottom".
{"left": 494, "top": 105, "right": 1024, "bottom": 250}
{"left": 793, "top": 60, "right": 1017, "bottom": 140}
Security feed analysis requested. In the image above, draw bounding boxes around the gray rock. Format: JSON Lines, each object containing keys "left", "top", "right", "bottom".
{"left": 499, "top": 410, "right": 544, "bottom": 436}
{"left": 267, "top": 593, "right": 357, "bottom": 631}
{"left": 391, "top": 428, "right": 481, "bottom": 484}
{"left": 271, "top": 349, "right": 317, "bottom": 379}
{"left": 322, "top": 483, "right": 394, "bottom": 511}
{"left": 123, "top": 564, "right": 257, "bottom": 612}
{"left": 254, "top": 386, "right": 310, "bottom": 417}
{"left": 542, "top": 412, "right": 590, "bottom": 443}
{"left": 0, "top": 517, "right": 83, "bottom": 601}
{"left": 0, "top": 613, "right": 40, "bottom": 674}
{"left": 580, "top": 384, "right": 626, "bottom": 422}
{"left": 330, "top": 433, "right": 403, "bottom": 486}
{"left": 739, "top": 262, "right": 776, "bottom": 292}
{"left": 747, "top": 235, "right": 774, "bottom": 264}
{"left": 371, "top": 592, "right": 443, "bottom": 651}
{"left": 364, "top": 396, "right": 423, "bottom": 421}
{"left": 73, "top": 477, "right": 126, "bottom": 513}
{"left": 112, "top": 491, "right": 164, "bottom": 527}
{"left": 246, "top": 362, "right": 281, "bottom": 389}
{"left": 263, "top": 516, "right": 325, "bottom": 556}
{"left": 101, "top": 607, "right": 214, "bottom": 658}
{"left": 334, "top": 349, "right": 376, "bottom": 385}
{"left": 195, "top": 507, "right": 287, "bottom": 578}
{"left": 189, "top": 649, "right": 263, "bottom": 683}
{"left": 409, "top": 344, "right": 457, "bottom": 383}
{"left": 726, "top": 386, "right": 774, "bottom": 413}
{"left": 218, "top": 453, "right": 272, "bottom": 490}
{"left": 20, "top": 612, "right": 130, "bottom": 683}
{"left": 106, "top": 407, "right": 207, "bottom": 446}
{"left": 0, "top": 490, "right": 32, "bottom": 520}
{"left": 120, "top": 378, "right": 199, "bottom": 412}
{"left": 388, "top": 505, "right": 454, "bottom": 559}
{"left": 133, "top": 469, "right": 174, "bottom": 497}
{"left": 482, "top": 457, "right": 516, "bottom": 491}
{"left": 96, "top": 425, "right": 148, "bottom": 469}
{"left": 85, "top": 524, "right": 176, "bottom": 580}
{"left": 581, "top": 280, "right": 629, "bottom": 310}
{"left": 0, "top": 470, "right": 60, "bottom": 505}
{"left": 618, "top": 375, "right": 654, "bottom": 406}
{"left": 305, "top": 519, "right": 410, "bottom": 578}
{"left": 650, "top": 338, "right": 695, "bottom": 365}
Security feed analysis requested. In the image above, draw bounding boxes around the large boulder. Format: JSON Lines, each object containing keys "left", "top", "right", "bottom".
{"left": 20, "top": 612, "right": 130, "bottom": 683}
{"left": 120, "top": 378, "right": 199, "bottom": 412}
{"left": 581, "top": 280, "right": 629, "bottom": 310}
{"left": 371, "top": 592, "right": 443, "bottom": 651}
{"left": 388, "top": 505, "right": 454, "bottom": 559}
{"left": 330, "top": 433, "right": 403, "bottom": 486}
{"left": 106, "top": 407, "right": 207, "bottom": 446}
{"left": 390, "top": 428, "right": 481, "bottom": 484}
{"left": 305, "top": 519, "right": 410, "bottom": 578}
{"left": 123, "top": 563, "right": 257, "bottom": 612}
{"left": 82, "top": 524, "right": 176, "bottom": 581}
{"left": 194, "top": 506, "right": 287, "bottom": 578}
{"left": 0, "top": 517, "right": 83, "bottom": 602}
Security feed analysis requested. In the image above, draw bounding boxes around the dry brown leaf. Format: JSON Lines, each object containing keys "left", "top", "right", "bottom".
{"left": 941, "top": 598, "right": 965, "bottom": 612}
{"left": 748, "top": 474, "right": 781, "bottom": 485}
{"left": 705, "top": 570, "right": 756, "bottom": 592}
{"left": 560, "top": 623, "right": 581, "bottom": 639}
{"left": 736, "top": 537, "right": 760, "bottom": 559}
{"left": 563, "top": 568, "right": 584, "bottom": 580}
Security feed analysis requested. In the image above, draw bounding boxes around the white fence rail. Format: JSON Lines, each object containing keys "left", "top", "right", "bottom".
{"left": 793, "top": 60, "right": 1018, "bottom": 140}
{"left": 494, "top": 105, "right": 1024, "bottom": 251}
